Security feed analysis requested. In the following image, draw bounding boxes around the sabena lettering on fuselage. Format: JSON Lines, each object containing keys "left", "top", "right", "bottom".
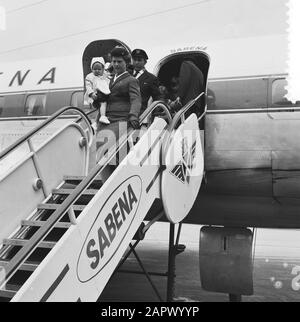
{"left": 0, "top": 68, "right": 56, "bottom": 87}
{"left": 86, "top": 184, "right": 138, "bottom": 270}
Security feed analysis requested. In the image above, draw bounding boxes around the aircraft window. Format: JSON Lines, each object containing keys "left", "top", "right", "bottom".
{"left": 71, "top": 91, "right": 84, "bottom": 108}
{"left": 0, "top": 96, "right": 4, "bottom": 116}
{"left": 272, "top": 79, "right": 300, "bottom": 106}
{"left": 25, "top": 94, "right": 46, "bottom": 116}
{"left": 207, "top": 78, "right": 268, "bottom": 110}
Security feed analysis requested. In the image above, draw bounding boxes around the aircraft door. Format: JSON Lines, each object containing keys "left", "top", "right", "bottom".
{"left": 153, "top": 51, "right": 210, "bottom": 131}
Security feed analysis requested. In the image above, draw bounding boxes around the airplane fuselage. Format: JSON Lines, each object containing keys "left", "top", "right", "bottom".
{"left": 1, "top": 42, "right": 299, "bottom": 229}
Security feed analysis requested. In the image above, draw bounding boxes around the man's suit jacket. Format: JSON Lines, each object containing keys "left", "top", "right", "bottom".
{"left": 136, "top": 70, "right": 161, "bottom": 111}
{"left": 178, "top": 61, "right": 205, "bottom": 117}
{"left": 107, "top": 72, "right": 142, "bottom": 123}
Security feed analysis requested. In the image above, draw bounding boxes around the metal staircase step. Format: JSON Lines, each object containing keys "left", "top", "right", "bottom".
{"left": 52, "top": 188, "right": 99, "bottom": 196}
{"left": 0, "top": 260, "right": 38, "bottom": 272}
{"left": 64, "top": 175, "right": 102, "bottom": 183}
{"left": 38, "top": 204, "right": 86, "bottom": 211}
{"left": 5, "top": 283, "right": 21, "bottom": 292}
{"left": 3, "top": 239, "right": 56, "bottom": 249}
{"left": 0, "top": 289, "right": 16, "bottom": 299}
{"left": 64, "top": 175, "right": 86, "bottom": 180}
{"left": 21, "top": 220, "right": 72, "bottom": 229}
{"left": 19, "top": 262, "right": 39, "bottom": 272}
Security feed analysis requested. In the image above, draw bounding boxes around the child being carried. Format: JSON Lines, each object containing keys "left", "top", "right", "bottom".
{"left": 85, "top": 57, "right": 111, "bottom": 127}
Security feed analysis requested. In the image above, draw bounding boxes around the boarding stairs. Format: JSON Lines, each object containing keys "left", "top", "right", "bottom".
{"left": 0, "top": 175, "right": 103, "bottom": 301}
{"left": 0, "top": 96, "right": 205, "bottom": 302}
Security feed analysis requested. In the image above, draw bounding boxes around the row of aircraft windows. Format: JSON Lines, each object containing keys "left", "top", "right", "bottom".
{"left": 207, "top": 78, "right": 300, "bottom": 110}
{"left": 0, "top": 91, "right": 85, "bottom": 117}
{"left": 0, "top": 78, "right": 298, "bottom": 117}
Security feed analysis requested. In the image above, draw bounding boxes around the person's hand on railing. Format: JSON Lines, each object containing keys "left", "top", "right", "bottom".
{"left": 139, "top": 101, "right": 173, "bottom": 127}
{"left": 128, "top": 115, "right": 140, "bottom": 129}
{"left": 169, "top": 97, "right": 182, "bottom": 112}
{"left": 150, "top": 105, "right": 171, "bottom": 124}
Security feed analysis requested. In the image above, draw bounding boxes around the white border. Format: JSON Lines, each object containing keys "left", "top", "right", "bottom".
{"left": 287, "top": 0, "right": 300, "bottom": 103}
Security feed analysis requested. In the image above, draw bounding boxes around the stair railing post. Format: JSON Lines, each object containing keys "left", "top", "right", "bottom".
{"left": 167, "top": 223, "right": 176, "bottom": 302}
{"left": 27, "top": 138, "right": 49, "bottom": 197}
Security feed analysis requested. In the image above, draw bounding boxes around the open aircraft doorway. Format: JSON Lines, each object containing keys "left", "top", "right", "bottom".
{"left": 82, "top": 39, "right": 131, "bottom": 82}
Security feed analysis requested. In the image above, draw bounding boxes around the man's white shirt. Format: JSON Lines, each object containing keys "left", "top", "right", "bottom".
{"left": 134, "top": 69, "right": 145, "bottom": 79}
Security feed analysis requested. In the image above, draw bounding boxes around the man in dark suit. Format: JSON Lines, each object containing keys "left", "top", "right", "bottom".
{"left": 132, "top": 49, "right": 161, "bottom": 113}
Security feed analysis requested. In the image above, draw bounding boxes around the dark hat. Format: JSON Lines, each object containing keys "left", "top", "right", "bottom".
{"left": 132, "top": 49, "right": 148, "bottom": 60}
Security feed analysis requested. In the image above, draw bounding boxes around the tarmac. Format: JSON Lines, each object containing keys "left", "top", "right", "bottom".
{"left": 99, "top": 223, "right": 300, "bottom": 302}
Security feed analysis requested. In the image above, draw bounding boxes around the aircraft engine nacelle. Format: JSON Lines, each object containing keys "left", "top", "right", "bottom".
{"left": 199, "top": 226, "right": 254, "bottom": 299}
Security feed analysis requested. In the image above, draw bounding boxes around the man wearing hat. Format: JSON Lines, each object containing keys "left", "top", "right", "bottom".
{"left": 132, "top": 49, "right": 161, "bottom": 113}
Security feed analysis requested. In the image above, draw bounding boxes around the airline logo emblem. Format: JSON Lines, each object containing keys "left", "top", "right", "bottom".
{"left": 77, "top": 176, "right": 142, "bottom": 283}
{"left": 170, "top": 139, "right": 196, "bottom": 184}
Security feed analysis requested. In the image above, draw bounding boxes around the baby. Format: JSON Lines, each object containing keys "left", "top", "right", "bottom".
{"left": 85, "top": 57, "right": 111, "bottom": 127}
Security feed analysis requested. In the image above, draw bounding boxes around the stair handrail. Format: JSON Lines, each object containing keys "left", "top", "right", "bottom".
{"left": 0, "top": 101, "right": 172, "bottom": 289}
{"left": 0, "top": 107, "right": 94, "bottom": 161}
{"left": 139, "top": 100, "right": 172, "bottom": 124}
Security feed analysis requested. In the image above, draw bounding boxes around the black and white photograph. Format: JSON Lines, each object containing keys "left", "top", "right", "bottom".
{"left": 0, "top": 0, "right": 300, "bottom": 305}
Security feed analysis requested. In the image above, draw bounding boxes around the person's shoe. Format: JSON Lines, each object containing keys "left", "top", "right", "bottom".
{"left": 99, "top": 116, "right": 110, "bottom": 124}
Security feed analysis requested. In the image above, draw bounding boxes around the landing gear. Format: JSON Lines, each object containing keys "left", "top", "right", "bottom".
{"left": 113, "top": 218, "right": 185, "bottom": 302}
{"left": 167, "top": 223, "right": 186, "bottom": 302}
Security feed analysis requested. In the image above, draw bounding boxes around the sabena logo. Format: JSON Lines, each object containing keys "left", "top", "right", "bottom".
{"left": 170, "top": 139, "right": 196, "bottom": 184}
{"left": 77, "top": 176, "right": 142, "bottom": 283}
